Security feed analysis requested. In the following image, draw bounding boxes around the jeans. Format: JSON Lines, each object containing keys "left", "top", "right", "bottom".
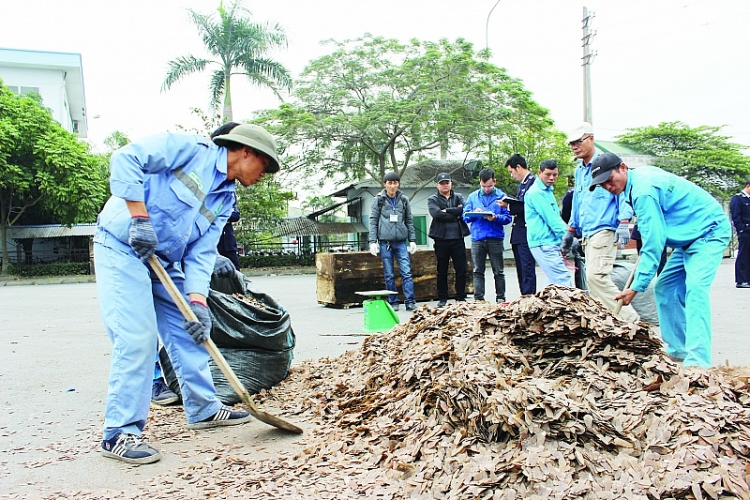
{"left": 434, "top": 239, "right": 467, "bottom": 301}
{"left": 654, "top": 218, "right": 730, "bottom": 368}
{"left": 379, "top": 241, "right": 415, "bottom": 306}
{"left": 530, "top": 245, "right": 573, "bottom": 287}
{"left": 471, "top": 238, "right": 506, "bottom": 302}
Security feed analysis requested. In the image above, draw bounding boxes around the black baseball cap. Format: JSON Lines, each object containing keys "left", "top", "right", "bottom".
{"left": 436, "top": 172, "right": 451, "bottom": 183}
{"left": 589, "top": 153, "right": 623, "bottom": 191}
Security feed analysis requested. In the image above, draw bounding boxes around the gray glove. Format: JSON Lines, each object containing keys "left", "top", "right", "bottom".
{"left": 561, "top": 230, "right": 575, "bottom": 254}
{"left": 128, "top": 216, "right": 158, "bottom": 262}
{"left": 615, "top": 222, "right": 631, "bottom": 248}
{"left": 213, "top": 255, "right": 236, "bottom": 277}
{"left": 184, "top": 301, "right": 211, "bottom": 344}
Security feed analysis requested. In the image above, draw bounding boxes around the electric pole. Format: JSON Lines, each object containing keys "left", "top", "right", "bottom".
{"left": 582, "top": 7, "right": 596, "bottom": 124}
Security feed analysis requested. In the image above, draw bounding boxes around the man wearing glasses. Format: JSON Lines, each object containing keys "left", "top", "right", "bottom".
{"left": 562, "top": 122, "right": 639, "bottom": 322}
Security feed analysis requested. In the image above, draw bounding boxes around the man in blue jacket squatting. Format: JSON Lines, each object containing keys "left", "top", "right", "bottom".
{"left": 94, "top": 124, "right": 280, "bottom": 464}
{"left": 588, "top": 153, "right": 730, "bottom": 368}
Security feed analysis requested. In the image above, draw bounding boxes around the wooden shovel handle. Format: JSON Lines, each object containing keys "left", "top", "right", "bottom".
{"left": 148, "top": 256, "right": 303, "bottom": 434}
{"left": 614, "top": 256, "right": 640, "bottom": 316}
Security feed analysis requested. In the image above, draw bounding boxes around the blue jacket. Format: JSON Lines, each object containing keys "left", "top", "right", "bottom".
{"left": 96, "top": 133, "right": 235, "bottom": 296}
{"left": 627, "top": 166, "right": 729, "bottom": 292}
{"left": 570, "top": 150, "right": 633, "bottom": 238}
{"left": 462, "top": 187, "right": 512, "bottom": 241}
{"left": 524, "top": 178, "right": 567, "bottom": 248}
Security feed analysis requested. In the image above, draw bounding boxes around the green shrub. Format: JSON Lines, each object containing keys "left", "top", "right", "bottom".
{"left": 8, "top": 262, "right": 90, "bottom": 277}
{"left": 239, "top": 253, "right": 314, "bottom": 269}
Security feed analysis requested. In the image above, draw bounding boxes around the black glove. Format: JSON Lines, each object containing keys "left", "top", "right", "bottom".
{"left": 128, "top": 216, "right": 158, "bottom": 262}
{"left": 561, "top": 230, "right": 575, "bottom": 254}
{"left": 213, "top": 255, "right": 236, "bottom": 277}
{"left": 184, "top": 301, "right": 211, "bottom": 344}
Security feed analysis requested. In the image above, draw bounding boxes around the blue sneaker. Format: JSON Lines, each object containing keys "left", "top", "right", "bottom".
{"left": 151, "top": 378, "right": 179, "bottom": 406}
{"left": 188, "top": 405, "right": 252, "bottom": 430}
{"left": 101, "top": 433, "right": 161, "bottom": 464}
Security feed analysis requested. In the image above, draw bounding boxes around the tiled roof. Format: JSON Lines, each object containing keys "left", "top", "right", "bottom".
{"left": 273, "top": 218, "right": 367, "bottom": 237}
{"left": 6, "top": 224, "right": 96, "bottom": 239}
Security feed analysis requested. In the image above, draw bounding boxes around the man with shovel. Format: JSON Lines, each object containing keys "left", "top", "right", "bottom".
{"left": 588, "top": 153, "right": 731, "bottom": 368}
{"left": 94, "top": 124, "right": 280, "bottom": 464}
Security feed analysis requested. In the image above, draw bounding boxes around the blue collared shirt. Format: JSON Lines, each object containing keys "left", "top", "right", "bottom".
{"left": 524, "top": 177, "right": 567, "bottom": 248}
{"left": 627, "top": 166, "right": 728, "bottom": 292}
{"left": 569, "top": 150, "right": 633, "bottom": 237}
{"left": 96, "top": 132, "right": 235, "bottom": 296}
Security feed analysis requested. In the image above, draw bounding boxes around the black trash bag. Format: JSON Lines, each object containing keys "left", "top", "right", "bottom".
{"left": 208, "top": 272, "right": 295, "bottom": 351}
{"left": 611, "top": 262, "right": 659, "bottom": 325}
{"left": 159, "top": 271, "right": 295, "bottom": 405}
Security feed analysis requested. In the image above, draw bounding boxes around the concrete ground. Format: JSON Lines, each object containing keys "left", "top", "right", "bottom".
{"left": 0, "top": 259, "right": 748, "bottom": 497}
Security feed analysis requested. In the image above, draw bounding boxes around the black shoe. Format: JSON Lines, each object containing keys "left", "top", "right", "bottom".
{"left": 101, "top": 433, "right": 161, "bottom": 464}
{"left": 151, "top": 378, "right": 179, "bottom": 406}
{"left": 390, "top": 303, "right": 400, "bottom": 311}
{"left": 455, "top": 298, "right": 466, "bottom": 302}
{"left": 188, "top": 405, "right": 252, "bottom": 430}
{"left": 737, "top": 282, "right": 750, "bottom": 288}
{"left": 405, "top": 303, "right": 417, "bottom": 311}
{"left": 437, "top": 300, "right": 447, "bottom": 307}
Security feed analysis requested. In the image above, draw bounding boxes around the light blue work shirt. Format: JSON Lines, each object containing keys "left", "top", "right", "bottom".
{"left": 524, "top": 177, "right": 567, "bottom": 248}
{"left": 569, "top": 150, "right": 633, "bottom": 238}
{"left": 626, "top": 166, "right": 729, "bottom": 292}
{"left": 96, "top": 133, "right": 235, "bottom": 296}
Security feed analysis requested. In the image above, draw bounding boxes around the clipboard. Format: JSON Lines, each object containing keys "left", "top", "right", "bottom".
{"left": 464, "top": 211, "right": 495, "bottom": 219}
{"left": 498, "top": 194, "right": 520, "bottom": 203}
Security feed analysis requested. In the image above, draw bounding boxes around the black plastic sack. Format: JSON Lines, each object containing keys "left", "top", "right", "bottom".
{"left": 611, "top": 262, "right": 659, "bottom": 325}
{"left": 159, "top": 271, "right": 295, "bottom": 404}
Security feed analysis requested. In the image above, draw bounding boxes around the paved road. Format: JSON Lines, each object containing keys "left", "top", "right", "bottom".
{"left": 0, "top": 259, "right": 747, "bottom": 496}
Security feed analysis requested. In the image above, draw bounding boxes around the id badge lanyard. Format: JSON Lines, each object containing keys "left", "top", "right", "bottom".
{"left": 389, "top": 196, "right": 399, "bottom": 222}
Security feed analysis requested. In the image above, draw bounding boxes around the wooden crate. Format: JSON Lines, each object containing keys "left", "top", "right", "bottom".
{"left": 316, "top": 249, "right": 473, "bottom": 307}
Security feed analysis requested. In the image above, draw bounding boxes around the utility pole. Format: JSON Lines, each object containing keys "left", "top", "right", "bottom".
{"left": 581, "top": 7, "right": 596, "bottom": 124}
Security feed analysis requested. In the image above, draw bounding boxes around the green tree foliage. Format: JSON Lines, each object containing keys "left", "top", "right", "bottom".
{"left": 254, "top": 35, "right": 571, "bottom": 196}
{"left": 103, "top": 130, "right": 131, "bottom": 152}
{"left": 234, "top": 176, "right": 295, "bottom": 244}
{"left": 162, "top": 0, "right": 292, "bottom": 122}
{"left": 617, "top": 121, "right": 750, "bottom": 201}
{"left": 0, "top": 81, "right": 108, "bottom": 274}
{"left": 301, "top": 195, "right": 339, "bottom": 222}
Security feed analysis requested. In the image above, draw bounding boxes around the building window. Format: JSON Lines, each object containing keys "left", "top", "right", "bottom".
{"left": 20, "top": 86, "right": 40, "bottom": 95}
{"left": 413, "top": 216, "right": 427, "bottom": 246}
{"left": 6, "top": 85, "right": 19, "bottom": 93}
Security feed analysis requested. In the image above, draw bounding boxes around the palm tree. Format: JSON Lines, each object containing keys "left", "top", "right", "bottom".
{"left": 162, "top": 0, "right": 292, "bottom": 122}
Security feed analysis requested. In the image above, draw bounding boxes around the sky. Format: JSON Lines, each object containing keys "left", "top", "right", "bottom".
{"left": 2, "top": 0, "right": 750, "bottom": 154}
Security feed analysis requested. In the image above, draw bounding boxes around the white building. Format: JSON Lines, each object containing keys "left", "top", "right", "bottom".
{"left": 0, "top": 47, "right": 88, "bottom": 138}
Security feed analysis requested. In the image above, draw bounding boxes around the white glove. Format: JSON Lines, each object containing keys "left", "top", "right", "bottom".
{"left": 370, "top": 242, "right": 379, "bottom": 256}
{"left": 408, "top": 242, "right": 417, "bottom": 254}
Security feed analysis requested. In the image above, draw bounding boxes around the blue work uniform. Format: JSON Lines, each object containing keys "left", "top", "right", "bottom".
{"left": 569, "top": 150, "right": 633, "bottom": 237}
{"left": 94, "top": 133, "right": 235, "bottom": 440}
{"left": 524, "top": 178, "right": 572, "bottom": 287}
{"left": 626, "top": 166, "right": 731, "bottom": 368}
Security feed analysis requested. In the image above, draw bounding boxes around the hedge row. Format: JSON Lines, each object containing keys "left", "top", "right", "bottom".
{"left": 9, "top": 262, "right": 90, "bottom": 277}
{"left": 239, "top": 253, "right": 315, "bottom": 268}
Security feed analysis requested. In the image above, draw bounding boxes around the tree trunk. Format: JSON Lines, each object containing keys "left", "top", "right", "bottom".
{"left": 1, "top": 224, "right": 7, "bottom": 275}
{"left": 222, "top": 74, "right": 233, "bottom": 122}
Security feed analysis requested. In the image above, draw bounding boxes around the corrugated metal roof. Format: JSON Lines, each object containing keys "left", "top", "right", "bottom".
{"left": 6, "top": 224, "right": 97, "bottom": 239}
{"left": 353, "top": 160, "right": 477, "bottom": 190}
{"left": 273, "top": 218, "right": 367, "bottom": 237}
{"left": 595, "top": 141, "right": 644, "bottom": 156}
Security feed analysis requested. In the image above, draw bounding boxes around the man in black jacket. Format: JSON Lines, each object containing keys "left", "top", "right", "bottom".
{"left": 730, "top": 179, "right": 750, "bottom": 288}
{"left": 428, "top": 173, "right": 470, "bottom": 307}
{"left": 500, "top": 154, "right": 537, "bottom": 295}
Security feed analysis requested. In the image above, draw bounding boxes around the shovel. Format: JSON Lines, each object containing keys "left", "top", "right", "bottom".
{"left": 614, "top": 256, "right": 640, "bottom": 316}
{"left": 149, "top": 256, "right": 303, "bottom": 434}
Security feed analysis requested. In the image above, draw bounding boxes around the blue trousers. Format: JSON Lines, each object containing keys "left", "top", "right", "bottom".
{"left": 379, "top": 241, "right": 415, "bottom": 306}
{"left": 512, "top": 243, "right": 537, "bottom": 295}
{"left": 654, "top": 219, "right": 730, "bottom": 368}
{"left": 530, "top": 245, "right": 573, "bottom": 287}
{"left": 471, "top": 238, "right": 506, "bottom": 302}
{"left": 94, "top": 231, "right": 222, "bottom": 440}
